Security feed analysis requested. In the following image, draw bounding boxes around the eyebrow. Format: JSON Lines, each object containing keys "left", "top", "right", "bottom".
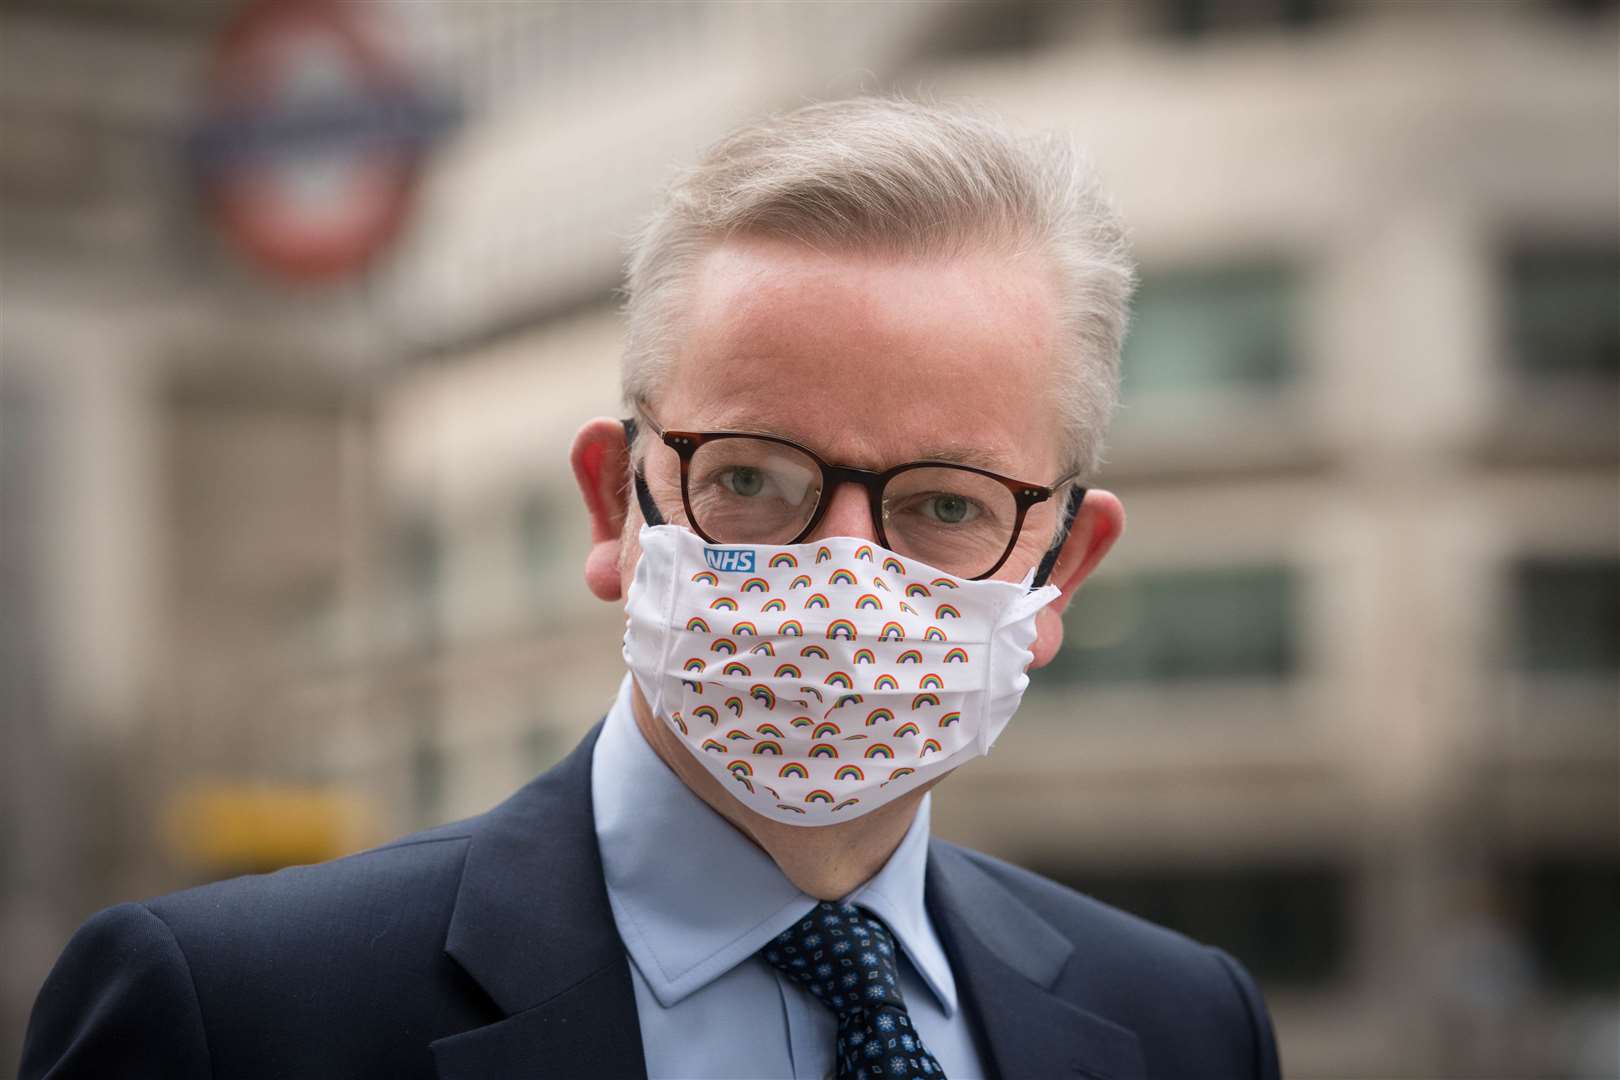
{"left": 679, "top": 409, "right": 1017, "bottom": 474}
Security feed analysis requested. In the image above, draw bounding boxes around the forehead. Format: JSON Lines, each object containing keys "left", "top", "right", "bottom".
{"left": 660, "top": 235, "right": 1066, "bottom": 479}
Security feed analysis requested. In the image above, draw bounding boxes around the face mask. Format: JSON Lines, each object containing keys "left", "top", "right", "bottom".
{"left": 622, "top": 524, "right": 1061, "bottom": 826}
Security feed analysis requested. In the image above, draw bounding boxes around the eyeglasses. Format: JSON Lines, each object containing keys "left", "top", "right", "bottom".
{"left": 625, "top": 404, "right": 1083, "bottom": 581}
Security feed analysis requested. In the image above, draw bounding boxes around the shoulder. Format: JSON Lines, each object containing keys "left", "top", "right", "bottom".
{"left": 932, "top": 840, "right": 1281, "bottom": 1080}
{"left": 22, "top": 816, "right": 499, "bottom": 1080}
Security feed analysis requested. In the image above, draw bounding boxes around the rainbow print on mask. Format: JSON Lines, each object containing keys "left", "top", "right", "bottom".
{"left": 633, "top": 527, "right": 1060, "bottom": 827}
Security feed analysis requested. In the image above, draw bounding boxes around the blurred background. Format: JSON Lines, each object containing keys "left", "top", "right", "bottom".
{"left": 2, "top": 1, "right": 1616, "bottom": 1076}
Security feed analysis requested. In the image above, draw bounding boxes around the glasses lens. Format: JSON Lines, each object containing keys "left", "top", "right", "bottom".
{"left": 686, "top": 437, "right": 821, "bottom": 543}
{"left": 882, "top": 467, "right": 1019, "bottom": 578}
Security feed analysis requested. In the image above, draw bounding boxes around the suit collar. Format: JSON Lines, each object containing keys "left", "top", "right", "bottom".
{"left": 431, "top": 723, "right": 648, "bottom": 1080}
{"left": 926, "top": 841, "right": 1146, "bottom": 1080}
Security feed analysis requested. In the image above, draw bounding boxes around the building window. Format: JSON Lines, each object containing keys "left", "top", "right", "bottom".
{"left": 1509, "top": 556, "right": 1619, "bottom": 676}
{"left": 1503, "top": 248, "right": 1620, "bottom": 381}
{"left": 1500, "top": 857, "right": 1620, "bottom": 993}
{"left": 1120, "top": 264, "right": 1298, "bottom": 402}
{"left": 1041, "top": 564, "right": 1298, "bottom": 685}
{"left": 1028, "top": 862, "right": 1350, "bottom": 987}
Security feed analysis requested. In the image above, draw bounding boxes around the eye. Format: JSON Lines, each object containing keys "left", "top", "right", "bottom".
{"left": 923, "top": 494, "right": 979, "bottom": 525}
{"left": 721, "top": 467, "right": 766, "bottom": 497}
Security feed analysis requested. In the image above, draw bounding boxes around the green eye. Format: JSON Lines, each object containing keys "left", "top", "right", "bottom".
{"left": 929, "top": 495, "right": 973, "bottom": 524}
{"left": 724, "top": 468, "right": 765, "bottom": 497}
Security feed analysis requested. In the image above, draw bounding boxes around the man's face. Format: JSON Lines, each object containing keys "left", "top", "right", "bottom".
{"left": 621, "top": 233, "right": 1071, "bottom": 596}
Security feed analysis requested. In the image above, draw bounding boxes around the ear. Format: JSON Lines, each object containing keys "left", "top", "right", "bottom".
{"left": 1028, "top": 489, "right": 1124, "bottom": 670}
{"left": 570, "top": 417, "right": 633, "bottom": 602}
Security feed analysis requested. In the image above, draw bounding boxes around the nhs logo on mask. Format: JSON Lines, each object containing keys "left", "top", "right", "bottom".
{"left": 704, "top": 547, "right": 755, "bottom": 573}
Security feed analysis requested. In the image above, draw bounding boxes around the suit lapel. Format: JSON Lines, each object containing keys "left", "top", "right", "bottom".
{"left": 926, "top": 842, "right": 1146, "bottom": 1080}
{"left": 431, "top": 724, "right": 648, "bottom": 1080}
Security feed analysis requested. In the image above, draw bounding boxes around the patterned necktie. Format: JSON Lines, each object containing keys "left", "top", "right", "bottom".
{"left": 760, "top": 901, "right": 947, "bottom": 1080}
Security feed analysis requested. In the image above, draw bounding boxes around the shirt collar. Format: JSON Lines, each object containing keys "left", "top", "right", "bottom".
{"left": 591, "top": 674, "right": 958, "bottom": 1015}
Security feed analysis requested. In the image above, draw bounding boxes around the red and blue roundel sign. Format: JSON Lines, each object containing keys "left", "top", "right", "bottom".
{"left": 185, "top": 0, "right": 458, "bottom": 282}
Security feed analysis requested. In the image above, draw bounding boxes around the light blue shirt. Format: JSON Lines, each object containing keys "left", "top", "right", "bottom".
{"left": 591, "top": 674, "right": 989, "bottom": 1080}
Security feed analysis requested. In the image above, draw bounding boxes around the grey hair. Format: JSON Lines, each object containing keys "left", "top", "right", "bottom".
{"left": 620, "top": 96, "right": 1136, "bottom": 480}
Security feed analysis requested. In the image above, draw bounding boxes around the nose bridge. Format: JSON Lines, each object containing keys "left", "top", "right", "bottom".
{"left": 811, "top": 471, "right": 882, "bottom": 543}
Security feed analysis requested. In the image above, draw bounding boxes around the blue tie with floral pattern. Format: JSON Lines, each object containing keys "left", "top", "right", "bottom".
{"left": 761, "top": 901, "right": 946, "bottom": 1080}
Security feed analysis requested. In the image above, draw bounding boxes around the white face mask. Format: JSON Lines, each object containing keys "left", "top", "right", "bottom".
{"left": 622, "top": 524, "right": 1060, "bottom": 826}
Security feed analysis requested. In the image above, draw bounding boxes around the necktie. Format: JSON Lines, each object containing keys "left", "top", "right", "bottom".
{"left": 761, "top": 901, "right": 947, "bottom": 1080}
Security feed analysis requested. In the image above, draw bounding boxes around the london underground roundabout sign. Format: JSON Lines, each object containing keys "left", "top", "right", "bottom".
{"left": 184, "top": 0, "right": 458, "bottom": 282}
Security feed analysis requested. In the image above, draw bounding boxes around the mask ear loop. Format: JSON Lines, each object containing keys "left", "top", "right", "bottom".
{"left": 622, "top": 418, "right": 668, "bottom": 527}
{"left": 1030, "top": 486, "right": 1086, "bottom": 590}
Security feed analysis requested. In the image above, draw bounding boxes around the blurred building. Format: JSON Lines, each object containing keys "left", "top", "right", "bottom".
{"left": 2, "top": 2, "right": 1615, "bottom": 1077}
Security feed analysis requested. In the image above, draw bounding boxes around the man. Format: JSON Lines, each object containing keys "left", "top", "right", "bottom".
{"left": 22, "top": 98, "right": 1280, "bottom": 1079}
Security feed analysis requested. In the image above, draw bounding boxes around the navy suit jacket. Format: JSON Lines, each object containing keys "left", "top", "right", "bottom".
{"left": 21, "top": 725, "right": 1281, "bottom": 1079}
